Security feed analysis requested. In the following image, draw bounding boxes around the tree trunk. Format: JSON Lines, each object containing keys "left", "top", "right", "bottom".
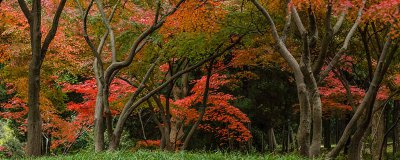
{"left": 394, "top": 100, "right": 400, "bottom": 155}
{"left": 323, "top": 119, "right": 331, "bottom": 149}
{"left": 348, "top": 101, "right": 379, "bottom": 160}
{"left": 26, "top": 0, "right": 43, "bottom": 156}
{"left": 296, "top": 82, "right": 312, "bottom": 157}
{"left": 308, "top": 81, "right": 322, "bottom": 157}
{"left": 94, "top": 79, "right": 105, "bottom": 152}
{"left": 372, "top": 101, "right": 386, "bottom": 160}
{"left": 181, "top": 60, "right": 213, "bottom": 150}
{"left": 268, "top": 127, "right": 277, "bottom": 151}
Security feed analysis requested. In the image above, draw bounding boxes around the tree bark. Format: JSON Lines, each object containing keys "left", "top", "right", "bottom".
{"left": 94, "top": 80, "right": 105, "bottom": 152}
{"left": 25, "top": 0, "right": 43, "bottom": 156}
{"left": 372, "top": 101, "right": 386, "bottom": 160}
{"left": 18, "top": 0, "right": 66, "bottom": 156}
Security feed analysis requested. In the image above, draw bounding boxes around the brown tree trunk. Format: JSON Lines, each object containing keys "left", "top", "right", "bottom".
{"left": 26, "top": 0, "right": 42, "bottom": 156}
{"left": 18, "top": 0, "right": 66, "bottom": 156}
{"left": 93, "top": 60, "right": 106, "bottom": 152}
{"left": 94, "top": 83, "right": 105, "bottom": 152}
{"left": 27, "top": 65, "right": 42, "bottom": 156}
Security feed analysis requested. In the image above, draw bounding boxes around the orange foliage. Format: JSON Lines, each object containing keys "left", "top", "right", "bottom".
{"left": 171, "top": 73, "right": 252, "bottom": 144}
{"left": 161, "top": 0, "right": 227, "bottom": 35}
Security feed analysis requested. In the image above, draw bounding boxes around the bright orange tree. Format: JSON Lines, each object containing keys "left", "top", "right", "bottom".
{"left": 0, "top": 0, "right": 91, "bottom": 153}
{"left": 172, "top": 74, "right": 252, "bottom": 145}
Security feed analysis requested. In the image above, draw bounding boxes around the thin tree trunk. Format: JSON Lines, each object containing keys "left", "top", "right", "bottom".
{"left": 323, "top": 119, "right": 331, "bottom": 149}
{"left": 181, "top": 59, "right": 214, "bottom": 150}
{"left": 268, "top": 127, "right": 277, "bottom": 151}
{"left": 393, "top": 101, "right": 400, "bottom": 155}
{"left": 372, "top": 101, "right": 386, "bottom": 160}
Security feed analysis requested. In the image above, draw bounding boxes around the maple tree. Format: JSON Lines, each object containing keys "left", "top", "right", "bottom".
{"left": 74, "top": 0, "right": 244, "bottom": 151}
{"left": 147, "top": 65, "right": 252, "bottom": 150}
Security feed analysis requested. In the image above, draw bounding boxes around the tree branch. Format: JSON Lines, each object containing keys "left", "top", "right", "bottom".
{"left": 40, "top": 0, "right": 67, "bottom": 61}
{"left": 95, "top": 0, "right": 118, "bottom": 62}
{"left": 318, "top": 0, "right": 366, "bottom": 83}
{"left": 17, "top": 0, "right": 32, "bottom": 23}
{"left": 312, "top": 1, "right": 332, "bottom": 75}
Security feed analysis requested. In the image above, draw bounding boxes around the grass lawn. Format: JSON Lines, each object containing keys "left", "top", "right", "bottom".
{"left": 23, "top": 150, "right": 310, "bottom": 160}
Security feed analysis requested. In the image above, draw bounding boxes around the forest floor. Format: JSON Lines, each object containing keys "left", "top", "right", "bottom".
{"left": 22, "top": 150, "right": 310, "bottom": 160}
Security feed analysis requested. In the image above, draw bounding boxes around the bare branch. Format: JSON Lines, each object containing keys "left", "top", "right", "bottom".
{"left": 291, "top": 6, "right": 307, "bottom": 36}
{"left": 81, "top": 0, "right": 103, "bottom": 65}
{"left": 40, "top": 0, "right": 67, "bottom": 61}
{"left": 280, "top": 1, "right": 292, "bottom": 42}
{"left": 104, "top": 0, "right": 186, "bottom": 82}
{"left": 318, "top": 0, "right": 366, "bottom": 83}
{"left": 312, "top": 1, "right": 332, "bottom": 75}
{"left": 308, "top": 2, "right": 318, "bottom": 47}
{"left": 327, "top": 34, "right": 392, "bottom": 159}
{"left": 250, "top": 0, "right": 301, "bottom": 75}
{"left": 17, "top": 0, "right": 32, "bottom": 23}
{"left": 95, "top": 0, "right": 118, "bottom": 62}
{"left": 332, "top": 9, "right": 347, "bottom": 34}
{"left": 119, "top": 57, "right": 160, "bottom": 119}
{"left": 98, "top": 1, "right": 120, "bottom": 55}
{"left": 154, "top": 0, "right": 162, "bottom": 24}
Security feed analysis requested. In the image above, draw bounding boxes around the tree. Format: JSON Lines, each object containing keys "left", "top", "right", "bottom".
{"left": 146, "top": 62, "right": 252, "bottom": 150}
{"left": 76, "top": 0, "right": 244, "bottom": 151}
{"left": 14, "top": 0, "right": 67, "bottom": 156}
{"left": 249, "top": 0, "right": 366, "bottom": 157}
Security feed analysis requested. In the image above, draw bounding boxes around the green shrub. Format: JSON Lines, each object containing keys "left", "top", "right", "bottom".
{"left": 0, "top": 120, "right": 24, "bottom": 158}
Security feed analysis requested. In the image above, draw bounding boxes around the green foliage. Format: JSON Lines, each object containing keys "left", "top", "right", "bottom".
{"left": 0, "top": 120, "right": 24, "bottom": 158}
{"left": 28, "top": 150, "right": 311, "bottom": 160}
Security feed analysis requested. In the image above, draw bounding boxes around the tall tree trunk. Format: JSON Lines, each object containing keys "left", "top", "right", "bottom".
{"left": 93, "top": 60, "right": 106, "bottom": 152}
{"left": 26, "top": 0, "right": 42, "bottom": 156}
{"left": 296, "top": 82, "right": 312, "bottom": 157}
{"left": 308, "top": 80, "right": 322, "bottom": 157}
{"left": 323, "top": 119, "right": 331, "bottom": 149}
{"left": 27, "top": 65, "right": 42, "bottom": 156}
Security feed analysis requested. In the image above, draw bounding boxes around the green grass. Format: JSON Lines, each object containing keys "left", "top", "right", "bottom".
{"left": 23, "top": 150, "right": 310, "bottom": 160}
